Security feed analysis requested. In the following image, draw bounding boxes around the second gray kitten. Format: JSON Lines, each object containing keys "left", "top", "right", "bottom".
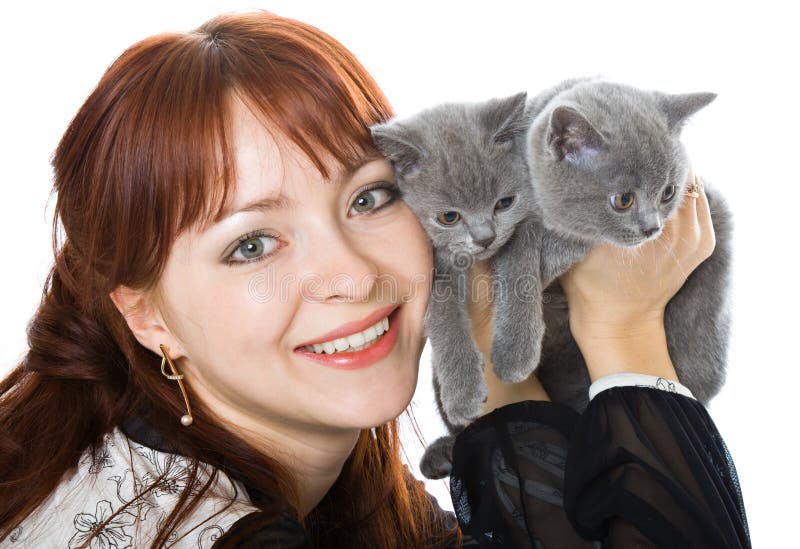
{"left": 529, "top": 79, "right": 733, "bottom": 412}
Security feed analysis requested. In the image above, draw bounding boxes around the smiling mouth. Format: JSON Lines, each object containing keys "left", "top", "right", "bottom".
{"left": 300, "top": 313, "right": 391, "bottom": 354}
{"left": 293, "top": 307, "right": 402, "bottom": 370}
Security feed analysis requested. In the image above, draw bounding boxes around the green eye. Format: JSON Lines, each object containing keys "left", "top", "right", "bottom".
{"left": 352, "top": 193, "right": 375, "bottom": 213}
{"left": 350, "top": 185, "right": 399, "bottom": 215}
{"left": 228, "top": 234, "right": 279, "bottom": 264}
{"left": 238, "top": 238, "right": 266, "bottom": 259}
{"left": 495, "top": 196, "right": 514, "bottom": 210}
{"left": 611, "top": 192, "right": 635, "bottom": 210}
{"left": 227, "top": 232, "right": 280, "bottom": 265}
{"left": 437, "top": 211, "right": 461, "bottom": 225}
{"left": 662, "top": 184, "right": 676, "bottom": 202}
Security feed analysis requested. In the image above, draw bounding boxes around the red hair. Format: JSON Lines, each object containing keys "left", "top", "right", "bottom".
{"left": 0, "top": 11, "right": 459, "bottom": 548}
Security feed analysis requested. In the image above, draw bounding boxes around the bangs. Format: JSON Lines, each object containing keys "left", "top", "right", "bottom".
{"left": 195, "top": 12, "right": 395, "bottom": 229}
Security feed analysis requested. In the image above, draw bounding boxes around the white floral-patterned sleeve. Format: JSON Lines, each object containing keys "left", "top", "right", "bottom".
{"left": 4, "top": 428, "right": 260, "bottom": 548}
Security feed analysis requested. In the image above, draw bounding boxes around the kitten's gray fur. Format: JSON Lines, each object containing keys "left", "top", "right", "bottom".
{"left": 529, "top": 79, "right": 733, "bottom": 413}
{"left": 371, "top": 92, "right": 539, "bottom": 420}
{"left": 371, "top": 94, "right": 542, "bottom": 477}
{"left": 372, "top": 79, "right": 733, "bottom": 480}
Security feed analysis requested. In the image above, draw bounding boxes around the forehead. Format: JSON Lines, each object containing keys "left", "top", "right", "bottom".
{"left": 209, "top": 100, "right": 384, "bottom": 224}
{"left": 225, "top": 102, "right": 305, "bottom": 207}
{"left": 217, "top": 101, "right": 319, "bottom": 209}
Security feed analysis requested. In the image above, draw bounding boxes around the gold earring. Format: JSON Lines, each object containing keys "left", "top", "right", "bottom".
{"left": 159, "top": 344, "right": 194, "bottom": 426}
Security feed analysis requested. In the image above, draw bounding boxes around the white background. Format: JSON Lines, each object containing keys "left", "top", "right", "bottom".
{"left": 1, "top": 1, "right": 797, "bottom": 545}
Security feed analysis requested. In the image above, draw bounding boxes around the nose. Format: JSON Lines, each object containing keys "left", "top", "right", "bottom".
{"left": 470, "top": 223, "right": 496, "bottom": 249}
{"left": 474, "top": 235, "right": 495, "bottom": 249}
{"left": 641, "top": 226, "right": 660, "bottom": 238}
{"left": 299, "top": 228, "right": 379, "bottom": 303}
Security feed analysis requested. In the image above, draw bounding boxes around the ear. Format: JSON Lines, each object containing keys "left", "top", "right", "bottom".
{"left": 370, "top": 122, "right": 425, "bottom": 176}
{"left": 481, "top": 91, "right": 530, "bottom": 144}
{"left": 109, "top": 285, "right": 187, "bottom": 360}
{"left": 547, "top": 105, "right": 605, "bottom": 162}
{"left": 658, "top": 92, "right": 717, "bottom": 133}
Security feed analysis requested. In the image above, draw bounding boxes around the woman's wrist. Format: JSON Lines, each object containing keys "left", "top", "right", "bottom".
{"left": 478, "top": 365, "right": 550, "bottom": 419}
{"left": 570, "top": 312, "right": 679, "bottom": 383}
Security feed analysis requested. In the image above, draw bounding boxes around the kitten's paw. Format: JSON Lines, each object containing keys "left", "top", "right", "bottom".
{"left": 420, "top": 435, "right": 456, "bottom": 479}
{"left": 442, "top": 381, "right": 488, "bottom": 426}
{"left": 436, "top": 348, "right": 487, "bottom": 426}
{"left": 491, "top": 332, "right": 542, "bottom": 383}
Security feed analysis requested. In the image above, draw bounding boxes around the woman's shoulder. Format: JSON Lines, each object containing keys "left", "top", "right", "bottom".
{"left": 5, "top": 427, "right": 260, "bottom": 548}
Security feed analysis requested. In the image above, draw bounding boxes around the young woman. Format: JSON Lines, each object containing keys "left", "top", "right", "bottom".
{"left": 0, "top": 10, "right": 749, "bottom": 548}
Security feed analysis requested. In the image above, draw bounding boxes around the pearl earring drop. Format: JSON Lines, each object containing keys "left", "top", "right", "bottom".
{"left": 159, "top": 344, "right": 194, "bottom": 427}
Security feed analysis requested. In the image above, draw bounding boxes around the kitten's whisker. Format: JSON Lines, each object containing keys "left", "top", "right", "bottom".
{"left": 654, "top": 238, "right": 673, "bottom": 290}
{"left": 661, "top": 237, "right": 682, "bottom": 268}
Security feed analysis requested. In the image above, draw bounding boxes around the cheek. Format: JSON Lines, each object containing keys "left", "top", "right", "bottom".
{"left": 170, "top": 265, "right": 291, "bottom": 366}
{"left": 381, "top": 205, "right": 433, "bottom": 286}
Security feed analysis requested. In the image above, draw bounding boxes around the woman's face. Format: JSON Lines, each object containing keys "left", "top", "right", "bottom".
{"left": 151, "top": 98, "right": 432, "bottom": 437}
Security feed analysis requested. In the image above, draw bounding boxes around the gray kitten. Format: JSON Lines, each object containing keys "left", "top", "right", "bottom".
{"left": 373, "top": 80, "right": 733, "bottom": 480}
{"left": 371, "top": 93, "right": 544, "bottom": 477}
{"left": 528, "top": 79, "right": 733, "bottom": 413}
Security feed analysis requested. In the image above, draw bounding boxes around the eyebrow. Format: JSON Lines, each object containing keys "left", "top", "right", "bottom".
{"left": 217, "top": 152, "right": 386, "bottom": 222}
{"left": 220, "top": 194, "right": 294, "bottom": 220}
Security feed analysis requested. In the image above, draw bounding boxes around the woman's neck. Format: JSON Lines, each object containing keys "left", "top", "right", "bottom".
{"left": 253, "top": 422, "right": 360, "bottom": 518}
{"left": 194, "top": 387, "right": 360, "bottom": 517}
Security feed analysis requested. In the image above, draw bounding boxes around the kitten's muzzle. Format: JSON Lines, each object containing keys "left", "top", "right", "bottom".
{"left": 641, "top": 226, "right": 660, "bottom": 238}
{"left": 474, "top": 234, "right": 495, "bottom": 249}
{"left": 469, "top": 224, "right": 496, "bottom": 249}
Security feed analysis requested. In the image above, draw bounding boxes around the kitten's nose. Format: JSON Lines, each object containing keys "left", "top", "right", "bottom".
{"left": 641, "top": 227, "right": 660, "bottom": 238}
{"left": 475, "top": 235, "right": 495, "bottom": 249}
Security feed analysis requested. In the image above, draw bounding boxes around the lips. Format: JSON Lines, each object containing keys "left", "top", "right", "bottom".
{"left": 294, "top": 304, "right": 399, "bottom": 350}
{"left": 294, "top": 306, "right": 401, "bottom": 370}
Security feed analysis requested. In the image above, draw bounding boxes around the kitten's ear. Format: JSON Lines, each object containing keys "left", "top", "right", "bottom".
{"left": 482, "top": 91, "right": 530, "bottom": 144}
{"left": 547, "top": 105, "right": 604, "bottom": 162}
{"left": 370, "top": 122, "right": 425, "bottom": 176}
{"left": 658, "top": 92, "right": 717, "bottom": 133}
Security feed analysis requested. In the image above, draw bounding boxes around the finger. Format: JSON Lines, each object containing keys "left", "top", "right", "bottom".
{"left": 685, "top": 170, "right": 702, "bottom": 243}
{"left": 663, "top": 168, "right": 696, "bottom": 233}
{"left": 694, "top": 177, "right": 716, "bottom": 258}
{"left": 678, "top": 169, "right": 699, "bottom": 227}
{"left": 660, "top": 191, "right": 685, "bottom": 248}
{"left": 669, "top": 170, "right": 699, "bottom": 253}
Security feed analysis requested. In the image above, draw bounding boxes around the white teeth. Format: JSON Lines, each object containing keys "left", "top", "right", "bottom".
{"left": 346, "top": 331, "right": 366, "bottom": 348}
{"left": 303, "top": 310, "right": 394, "bottom": 354}
{"left": 333, "top": 338, "right": 350, "bottom": 352}
{"left": 363, "top": 325, "right": 378, "bottom": 341}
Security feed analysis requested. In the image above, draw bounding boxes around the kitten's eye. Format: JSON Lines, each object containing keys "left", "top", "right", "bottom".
{"left": 611, "top": 192, "right": 635, "bottom": 211}
{"left": 494, "top": 196, "right": 514, "bottom": 211}
{"left": 437, "top": 211, "right": 461, "bottom": 225}
{"left": 661, "top": 184, "right": 676, "bottom": 202}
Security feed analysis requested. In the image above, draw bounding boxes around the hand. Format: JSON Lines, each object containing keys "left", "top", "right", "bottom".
{"left": 559, "top": 170, "right": 716, "bottom": 381}
{"left": 466, "top": 258, "right": 550, "bottom": 417}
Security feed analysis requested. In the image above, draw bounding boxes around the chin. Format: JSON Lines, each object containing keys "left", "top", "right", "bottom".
{"left": 318, "top": 359, "right": 419, "bottom": 430}
{"left": 608, "top": 233, "right": 646, "bottom": 248}
{"left": 473, "top": 248, "right": 494, "bottom": 261}
{"left": 615, "top": 239, "right": 643, "bottom": 248}
{"left": 331, "top": 390, "right": 415, "bottom": 430}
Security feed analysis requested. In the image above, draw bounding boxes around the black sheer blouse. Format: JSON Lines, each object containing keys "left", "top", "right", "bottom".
{"left": 126, "top": 386, "right": 750, "bottom": 547}
{"left": 448, "top": 386, "right": 750, "bottom": 548}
